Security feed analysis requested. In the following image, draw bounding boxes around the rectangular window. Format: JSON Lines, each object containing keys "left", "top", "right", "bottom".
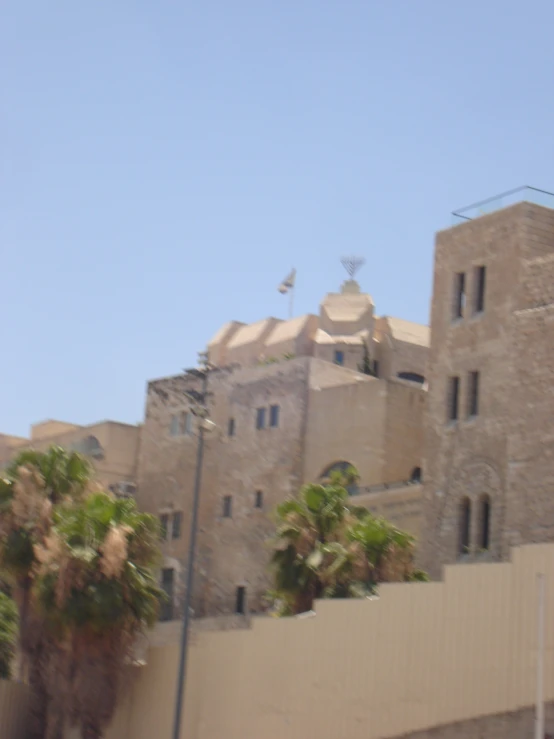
{"left": 373, "top": 360, "right": 380, "bottom": 377}
{"left": 182, "top": 411, "right": 193, "bottom": 435}
{"left": 447, "top": 376, "right": 460, "bottom": 422}
{"left": 452, "top": 272, "right": 466, "bottom": 320}
{"left": 269, "top": 404, "right": 280, "bottom": 428}
{"left": 160, "top": 513, "right": 169, "bottom": 541}
{"left": 334, "top": 350, "right": 344, "bottom": 365}
{"left": 170, "top": 414, "right": 180, "bottom": 437}
{"left": 228, "top": 417, "right": 235, "bottom": 437}
{"left": 254, "top": 490, "right": 263, "bottom": 509}
{"left": 467, "top": 371, "right": 480, "bottom": 417}
{"left": 172, "top": 511, "right": 182, "bottom": 540}
{"left": 223, "top": 495, "right": 232, "bottom": 518}
{"left": 473, "top": 265, "right": 486, "bottom": 314}
{"left": 160, "top": 568, "right": 174, "bottom": 621}
{"left": 256, "top": 407, "right": 266, "bottom": 430}
{"left": 235, "top": 586, "right": 246, "bottom": 615}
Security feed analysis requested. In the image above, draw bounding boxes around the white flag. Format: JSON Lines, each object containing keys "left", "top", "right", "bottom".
{"left": 278, "top": 268, "right": 296, "bottom": 294}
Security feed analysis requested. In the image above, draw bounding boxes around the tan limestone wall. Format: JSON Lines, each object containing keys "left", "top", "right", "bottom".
{"left": 383, "top": 380, "right": 425, "bottom": 483}
{"left": 137, "top": 359, "right": 310, "bottom": 616}
{"left": 302, "top": 370, "right": 386, "bottom": 484}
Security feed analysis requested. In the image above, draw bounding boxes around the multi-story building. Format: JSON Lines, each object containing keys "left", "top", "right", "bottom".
{"left": 421, "top": 194, "right": 554, "bottom": 577}
{"left": 0, "top": 418, "right": 141, "bottom": 495}
{"left": 136, "top": 277, "right": 429, "bottom": 618}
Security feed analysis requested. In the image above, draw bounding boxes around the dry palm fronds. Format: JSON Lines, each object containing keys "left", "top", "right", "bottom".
{"left": 100, "top": 526, "right": 130, "bottom": 579}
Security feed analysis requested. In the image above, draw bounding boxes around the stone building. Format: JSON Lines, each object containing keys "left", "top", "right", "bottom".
{"left": 136, "top": 278, "right": 428, "bottom": 618}
{"left": 421, "top": 199, "right": 554, "bottom": 577}
{"left": 0, "top": 418, "right": 141, "bottom": 495}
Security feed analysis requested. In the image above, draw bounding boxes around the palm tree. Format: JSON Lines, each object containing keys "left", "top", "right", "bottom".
{"left": 34, "top": 491, "right": 162, "bottom": 739}
{"left": 0, "top": 591, "right": 17, "bottom": 679}
{"left": 268, "top": 476, "right": 425, "bottom": 615}
{"left": 0, "top": 446, "right": 93, "bottom": 738}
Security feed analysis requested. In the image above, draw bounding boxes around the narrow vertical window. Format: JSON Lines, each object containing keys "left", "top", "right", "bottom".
{"left": 228, "top": 418, "right": 235, "bottom": 437}
{"left": 467, "top": 371, "right": 480, "bottom": 417}
{"left": 447, "top": 376, "right": 460, "bottom": 422}
{"left": 223, "top": 495, "right": 232, "bottom": 518}
{"left": 182, "top": 411, "right": 193, "bottom": 435}
{"left": 334, "top": 350, "right": 344, "bottom": 365}
{"left": 172, "top": 511, "right": 182, "bottom": 540}
{"left": 254, "top": 490, "right": 263, "bottom": 509}
{"left": 269, "top": 404, "right": 280, "bottom": 428}
{"left": 170, "top": 414, "right": 180, "bottom": 437}
{"left": 480, "top": 495, "right": 491, "bottom": 551}
{"left": 473, "top": 265, "right": 486, "bottom": 314}
{"left": 256, "top": 407, "right": 266, "bottom": 430}
{"left": 160, "top": 568, "right": 174, "bottom": 621}
{"left": 459, "top": 497, "right": 471, "bottom": 555}
{"left": 453, "top": 272, "right": 466, "bottom": 319}
{"left": 236, "top": 586, "right": 246, "bottom": 615}
{"left": 160, "top": 514, "right": 169, "bottom": 541}
{"left": 373, "top": 360, "right": 380, "bottom": 377}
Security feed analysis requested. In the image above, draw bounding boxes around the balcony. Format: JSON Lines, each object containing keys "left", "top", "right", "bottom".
{"left": 452, "top": 185, "right": 554, "bottom": 226}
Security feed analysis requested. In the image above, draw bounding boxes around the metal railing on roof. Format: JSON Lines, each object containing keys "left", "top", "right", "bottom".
{"left": 451, "top": 185, "right": 554, "bottom": 226}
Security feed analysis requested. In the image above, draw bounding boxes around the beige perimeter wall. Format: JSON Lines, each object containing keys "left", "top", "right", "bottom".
{"left": 98, "top": 542, "right": 554, "bottom": 739}
{"left": 5, "top": 543, "right": 554, "bottom": 739}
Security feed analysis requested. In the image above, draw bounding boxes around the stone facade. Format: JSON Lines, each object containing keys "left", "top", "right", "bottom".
{"left": 421, "top": 202, "right": 554, "bottom": 577}
{"left": 137, "top": 355, "right": 426, "bottom": 617}
{"left": 137, "top": 273, "right": 429, "bottom": 618}
{"left": 0, "top": 418, "right": 140, "bottom": 493}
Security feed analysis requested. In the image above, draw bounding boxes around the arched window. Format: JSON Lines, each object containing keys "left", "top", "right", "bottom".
{"left": 459, "top": 497, "right": 471, "bottom": 555}
{"left": 319, "top": 461, "right": 359, "bottom": 496}
{"left": 73, "top": 435, "right": 104, "bottom": 460}
{"left": 397, "top": 372, "right": 425, "bottom": 384}
{"left": 410, "top": 467, "right": 422, "bottom": 483}
{"left": 479, "top": 495, "right": 491, "bottom": 551}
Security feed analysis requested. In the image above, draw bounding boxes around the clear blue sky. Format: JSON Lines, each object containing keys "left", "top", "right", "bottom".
{"left": 2, "top": 1, "right": 554, "bottom": 437}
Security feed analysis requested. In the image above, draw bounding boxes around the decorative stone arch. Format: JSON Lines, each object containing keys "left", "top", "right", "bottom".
{"left": 319, "top": 460, "right": 359, "bottom": 496}
{"left": 447, "top": 458, "right": 503, "bottom": 559}
{"left": 73, "top": 435, "right": 104, "bottom": 460}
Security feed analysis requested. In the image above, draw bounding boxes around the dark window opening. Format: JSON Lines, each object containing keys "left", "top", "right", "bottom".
{"left": 236, "top": 586, "right": 246, "bottom": 615}
{"left": 256, "top": 407, "right": 266, "bottom": 430}
{"left": 172, "top": 511, "right": 182, "bottom": 540}
{"left": 373, "top": 360, "right": 380, "bottom": 377}
{"left": 254, "top": 490, "right": 263, "bottom": 509}
{"left": 223, "top": 495, "right": 232, "bottom": 518}
{"left": 228, "top": 417, "right": 235, "bottom": 437}
{"left": 468, "top": 371, "right": 480, "bottom": 417}
{"left": 480, "top": 495, "right": 491, "bottom": 551}
{"left": 410, "top": 467, "right": 422, "bottom": 483}
{"left": 269, "top": 404, "right": 280, "bottom": 428}
{"left": 448, "top": 376, "right": 460, "bottom": 421}
{"left": 160, "top": 568, "right": 174, "bottom": 621}
{"left": 334, "top": 350, "right": 344, "bottom": 365}
{"left": 459, "top": 498, "right": 471, "bottom": 555}
{"left": 398, "top": 371, "right": 425, "bottom": 384}
{"left": 453, "top": 272, "right": 466, "bottom": 319}
{"left": 160, "top": 514, "right": 169, "bottom": 541}
{"left": 474, "top": 265, "right": 486, "bottom": 314}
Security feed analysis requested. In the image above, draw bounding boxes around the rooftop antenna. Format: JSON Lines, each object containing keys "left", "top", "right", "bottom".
{"left": 340, "top": 256, "right": 365, "bottom": 280}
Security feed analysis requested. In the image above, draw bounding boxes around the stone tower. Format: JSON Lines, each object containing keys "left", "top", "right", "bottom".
{"left": 421, "top": 200, "right": 554, "bottom": 577}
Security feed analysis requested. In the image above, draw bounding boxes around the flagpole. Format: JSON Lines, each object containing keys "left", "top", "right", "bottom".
{"left": 289, "top": 284, "right": 294, "bottom": 320}
{"left": 535, "top": 572, "right": 545, "bottom": 739}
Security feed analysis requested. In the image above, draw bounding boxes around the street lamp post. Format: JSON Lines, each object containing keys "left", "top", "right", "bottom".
{"left": 171, "top": 356, "right": 214, "bottom": 739}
